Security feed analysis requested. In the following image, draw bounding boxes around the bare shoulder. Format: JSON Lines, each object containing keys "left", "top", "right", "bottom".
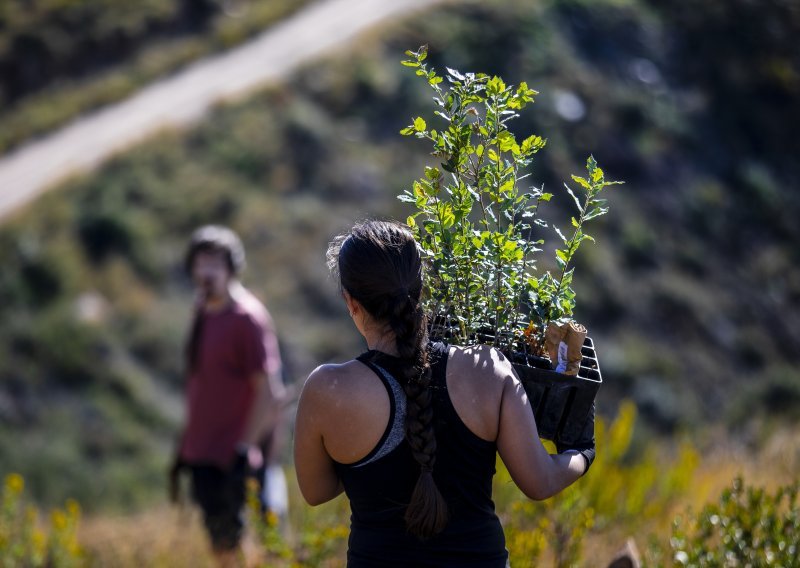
{"left": 301, "top": 360, "right": 364, "bottom": 398}
{"left": 448, "top": 344, "right": 518, "bottom": 384}
{"left": 440, "top": 344, "right": 519, "bottom": 441}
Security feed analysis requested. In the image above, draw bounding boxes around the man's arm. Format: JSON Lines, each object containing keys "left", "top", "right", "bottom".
{"left": 241, "top": 368, "right": 287, "bottom": 449}
{"left": 235, "top": 302, "right": 288, "bottom": 466}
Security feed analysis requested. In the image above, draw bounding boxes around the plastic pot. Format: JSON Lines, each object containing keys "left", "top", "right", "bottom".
{"left": 428, "top": 320, "right": 601, "bottom": 444}
{"left": 507, "top": 337, "right": 602, "bottom": 444}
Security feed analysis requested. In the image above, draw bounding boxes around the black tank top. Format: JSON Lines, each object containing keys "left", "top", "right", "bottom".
{"left": 333, "top": 342, "right": 508, "bottom": 567}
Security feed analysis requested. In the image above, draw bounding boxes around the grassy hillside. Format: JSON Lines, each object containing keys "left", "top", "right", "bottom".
{"left": 0, "top": 0, "right": 313, "bottom": 152}
{"left": 1, "top": 0, "right": 799, "bottom": 513}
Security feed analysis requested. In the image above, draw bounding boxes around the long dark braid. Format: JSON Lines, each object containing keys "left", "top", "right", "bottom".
{"left": 331, "top": 220, "right": 449, "bottom": 539}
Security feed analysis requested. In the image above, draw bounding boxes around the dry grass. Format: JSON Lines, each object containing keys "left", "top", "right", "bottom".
{"left": 75, "top": 427, "right": 800, "bottom": 567}
{"left": 80, "top": 505, "right": 212, "bottom": 568}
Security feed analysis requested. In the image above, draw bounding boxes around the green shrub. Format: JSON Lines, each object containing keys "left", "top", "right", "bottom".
{"left": 496, "top": 401, "right": 699, "bottom": 567}
{"left": 399, "top": 45, "right": 622, "bottom": 352}
{"left": 648, "top": 477, "right": 799, "bottom": 567}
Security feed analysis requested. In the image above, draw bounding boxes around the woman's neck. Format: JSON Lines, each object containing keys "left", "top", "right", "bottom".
{"left": 365, "top": 333, "right": 400, "bottom": 357}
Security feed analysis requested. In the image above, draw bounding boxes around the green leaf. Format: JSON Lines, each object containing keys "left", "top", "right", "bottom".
{"left": 413, "top": 181, "right": 428, "bottom": 203}
{"left": 414, "top": 117, "right": 427, "bottom": 132}
{"left": 401, "top": 60, "right": 419, "bottom": 68}
{"left": 407, "top": 215, "right": 416, "bottom": 228}
{"left": 400, "top": 127, "right": 414, "bottom": 136}
{"left": 486, "top": 76, "right": 506, "bottom": 96}
{"left": 584, "top": 207, "right": 608, "bottom": 221}
{"left": 438, "top": 202, "right": 456, "bottom": 229}
{"left": 571, "top": 175, "right": 591, "bottom": 190}
{"left": 521, "top": 135, "right": 545, "bottom": 154}
{"left": 564, "top": 183, "right": 582, "bottom": 211}
{"left": 497, "top": 130, "right": 516, "bottom": 152}
{"left": 499, "top": 179, "right": 515, "bottom": 195}
{"left": 475, "top": 144, "right": 484, "bottom": 158}
{"left": 446, "top": 67, "right": 466, "bottom": 81}
{"left": 554, "top": 226, "right": 568, "bottom": 243}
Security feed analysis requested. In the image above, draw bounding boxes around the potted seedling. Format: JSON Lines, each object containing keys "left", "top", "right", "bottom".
{"left": 398, "top": 46, "right": 622, "bottom": 444}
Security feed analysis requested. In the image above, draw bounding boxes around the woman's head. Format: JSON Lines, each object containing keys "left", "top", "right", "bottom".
{"left": 328, "top": 220, "right": 448, "bottom": 539}
{"left": 328, "top": 220, "right": 422, "bottom": 332}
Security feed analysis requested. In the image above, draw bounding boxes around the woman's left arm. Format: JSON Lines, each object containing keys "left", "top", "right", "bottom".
{"left": 293, "top": 366, "right": 344, "bottom": 505}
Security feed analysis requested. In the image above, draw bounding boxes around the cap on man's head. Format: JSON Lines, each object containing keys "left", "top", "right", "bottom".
{"left": 185, "top": 225, "right": 246, "bottom": 275}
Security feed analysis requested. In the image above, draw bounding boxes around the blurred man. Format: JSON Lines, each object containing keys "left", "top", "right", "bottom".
{"left": 173, "top": 225, "right": 287, "bottom": 567}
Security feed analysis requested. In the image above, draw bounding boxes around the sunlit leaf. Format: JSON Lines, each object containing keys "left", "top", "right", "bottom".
{"left": 447, "top": 67, "right": 466, "bottom": 81}
{"left": 571, "top": 175, "right": 591, "bottom": 190}
{"left": 564, "top": 183, "right": 582, "bottom": 211}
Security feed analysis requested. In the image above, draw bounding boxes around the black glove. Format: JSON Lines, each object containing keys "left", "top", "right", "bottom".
{"left": 556, "top": 402, "right": 596, "bottom": 475}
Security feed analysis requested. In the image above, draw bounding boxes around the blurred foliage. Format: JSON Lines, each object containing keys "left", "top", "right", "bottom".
{"left": 648, "top": 0, "right": 800, "bottom": 175}
{"left": 497, "top": 400, "right": 698, "bottom": 567}
{"left": 0, "top": 473, "right": 84, "bottom": 567}
{"left": 0, "top": 0, "right": 313, "bottom": 153}
{"left": 247, "top": 478, "right": 349, "bottom": 566}
{"left": 646, "top": 477, "right": 800, "bottom": 567}
{"left": 0, "top": 0, "right": 799, "bottom": 511}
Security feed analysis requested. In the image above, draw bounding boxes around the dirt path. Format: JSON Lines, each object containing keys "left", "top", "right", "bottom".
{"left": 0, "top": 0, "right": 445, "bottom": 221}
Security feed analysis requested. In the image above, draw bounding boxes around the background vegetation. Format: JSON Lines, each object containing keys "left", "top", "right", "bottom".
{"left": 1, "top": 0, "right": 798, "bottom": 564}
{"left": 0, "top": 0, "right": 313, "bottom": 153}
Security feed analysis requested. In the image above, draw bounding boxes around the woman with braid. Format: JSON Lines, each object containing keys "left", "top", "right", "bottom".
{"left": 294, "top": 220, "right": 595, "bottom": 567}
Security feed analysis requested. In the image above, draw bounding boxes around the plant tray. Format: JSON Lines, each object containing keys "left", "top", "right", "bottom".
{"left": 508, "top": 337, "right": 602, "bottom": 444}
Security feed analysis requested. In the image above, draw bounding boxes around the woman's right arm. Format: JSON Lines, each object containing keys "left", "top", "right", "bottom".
{"left": 293, "top": 366, "right": 344, "bottom": 506}
{"left": 494, "top": 357, "right": 589, "bottom": 500}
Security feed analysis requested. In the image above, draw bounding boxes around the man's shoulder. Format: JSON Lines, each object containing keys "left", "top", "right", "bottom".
{"left": 231, "top": 288, "right": 273, "bottom": 327}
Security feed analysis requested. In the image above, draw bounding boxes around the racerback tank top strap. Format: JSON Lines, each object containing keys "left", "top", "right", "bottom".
{"left": 349, "top": 352, "right": 408, "bottom": 468}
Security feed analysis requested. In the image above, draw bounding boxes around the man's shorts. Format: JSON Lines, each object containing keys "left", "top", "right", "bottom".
{"left": 189, "top": 456, "right": 247, "bottom": 551}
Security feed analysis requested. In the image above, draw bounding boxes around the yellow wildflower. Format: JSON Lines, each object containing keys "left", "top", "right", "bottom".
{"left": 4, "top": 473, "right": 24, "bottom": 495}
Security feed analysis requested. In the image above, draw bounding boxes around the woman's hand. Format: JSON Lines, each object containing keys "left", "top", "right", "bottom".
{"left": 555, "top": 402, "right": 596, "bottom": 476}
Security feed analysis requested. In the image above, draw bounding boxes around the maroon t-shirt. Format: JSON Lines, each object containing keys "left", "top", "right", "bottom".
{"left": 179, "top": 291, "right": 281, "bottom": 469}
